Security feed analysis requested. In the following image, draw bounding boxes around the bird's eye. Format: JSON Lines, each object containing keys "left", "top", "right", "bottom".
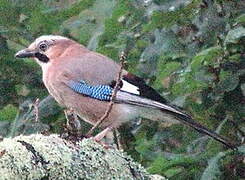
{"left": 39, "top": 43, "right": 48, "bottom": 52}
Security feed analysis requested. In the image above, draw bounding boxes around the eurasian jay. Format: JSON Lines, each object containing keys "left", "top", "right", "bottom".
{"left": 15, "top": 35, "right": 235, "bottom": 148}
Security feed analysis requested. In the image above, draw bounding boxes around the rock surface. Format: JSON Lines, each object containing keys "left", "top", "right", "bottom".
{"left": 0, "top": 134, "right": 165, "bottom": 180}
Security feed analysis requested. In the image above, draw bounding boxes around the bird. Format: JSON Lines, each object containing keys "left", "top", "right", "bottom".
{"left": 15, "top": 35, "right": 235, "bottom": 149}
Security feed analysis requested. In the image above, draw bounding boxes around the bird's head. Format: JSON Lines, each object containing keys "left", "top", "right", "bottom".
{"left": 15, "top": 35, "right": 74, "bottom": 65}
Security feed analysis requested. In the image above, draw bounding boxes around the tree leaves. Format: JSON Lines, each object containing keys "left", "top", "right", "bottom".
{"left": 224, "top": 26, "right": 245, "bottom": 45}
{"left": 0, "top": 104, "right": 18, "bottom": 122}
{"left": 215, "top": 73, "right": 240, "bottom": 93}
{"left": 191, "top": 46, "right": 223, "bottom": 71}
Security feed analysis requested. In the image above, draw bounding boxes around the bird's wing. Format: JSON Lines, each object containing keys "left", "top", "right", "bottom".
{"left": 64, "top": 70, "right": 168, "bottom": 103}
{"left": 65, "top": 80, "right": 113, "bottom": 101}
{"left": 120, "top": 73, "right": 168, "bottom": 104}
{"left": 65, "top": 75, "right": 189, "bottom": 118}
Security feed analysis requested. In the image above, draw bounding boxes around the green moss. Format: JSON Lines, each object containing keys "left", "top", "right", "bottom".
{"left": 125, "top": 47, "right": 141, "bottom": 72}
{"left": 228, "top": 53, "right": 241, "bottom": 63}
{"left": 147, "top": 156, "right": 168, "bottom": 175}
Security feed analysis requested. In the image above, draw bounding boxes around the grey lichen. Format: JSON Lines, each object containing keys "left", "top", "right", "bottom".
{"left": 0, "top": 134, "right": 165, "bottom": 180}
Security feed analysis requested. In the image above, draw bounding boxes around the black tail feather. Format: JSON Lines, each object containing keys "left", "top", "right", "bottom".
{"left": 115, "top": 91, "right": 237, "bottom": 149}
{"left": 171, "top": 112, "right": 237, "bottom": 149}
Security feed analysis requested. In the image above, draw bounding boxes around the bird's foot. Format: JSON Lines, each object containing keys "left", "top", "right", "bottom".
{"left": 64, "top": 109, "right": 81, "bottom": 133}
{"left": 91, "top": 138, "right": 113, "bottom": 149}
{"left": 93, "top": 126, "right": 113, "bottom": 142}
{"left": 91, "top": 126, "right": 114, "bottom": 149}
{"left": 60, "top": 129, "right": 85, "bottom": 143}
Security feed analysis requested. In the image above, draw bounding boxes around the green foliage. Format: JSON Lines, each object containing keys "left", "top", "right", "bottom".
{"left": 96, "top": 1, "right": 131, "bottom": 59}
{"left": 224, "top": 26, "right": 245, "bottom": 45}
{"left": 216, "top": 73, "right": 240, "bottom": 93}
{"left": 201, "top": 145, "right": 245, "bottom": 180}
{"left": 154, "top": 60, "right": 182, "bottom": 90}
{"left": 27, "top": 0, "right": 95, "bottom": 35}
{"left": 144, "top": 0, "right": 201, "bottom": 31}
{"left": 235, "top": 14, "right": 245, "bottom": 25}
{"left": 0, "top": 0, "right": 244, "bottom": 179}
{"left": 97, "top": 0, "right": 144, "bottom": 60}
{"left": 0, "top": 104, "right": 18, "bottom": 122}
{"left": 191, "top": 46, "right": 223, "bottom": 71}
{"left": 153, "top": 0, "right": 170, "bottom": 5}
{"left": 0, "top": 0, "right": 19, "bottom": 27}
{"left": 147, "top": 155, "right": 203, "bottom": 178}
{"left": 201, "top": 151, "right": 226, "bottom": 180}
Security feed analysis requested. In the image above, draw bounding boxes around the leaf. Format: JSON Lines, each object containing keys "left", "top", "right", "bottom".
{"left": 241, "top": 83, "right": 245, "bottom": 96}
{"left": 15, "top": 84, "right": 30, "bottom": 96}
{"left": 144, "top": 0, "right": 200, "bottom": 30}
{"left": 154, "top": 61, "right": 182, "bottom": 89}
{"left": 172, "top": 73, "right": 207, "bottom": 95}
{"left": 201, "top": 152, "right": 227, "bottom": 180}
{"left": 224, "top": 26, "right": 245, "bottom": 45}
{"left": 216, "top": 73, "right": 239, "bottom": 93}
{"left": 158, "top": 62, "right": 182, "bottom": 78}
{"left": 0, "top": 104, "right": 18, "bottom": 122}
{"left": 147, "top": 156, "right": 168, "bottom": 174}
{"left": 134, "top": 130, "right": 156, "bottom": 160}
{"left": 235, "top": 14, "right": 245, "bottom": 25}
{"left": 191, "top": 46, "right": 222, "bottom": 71}
{"left": 164, "top": 167, "right": 183, "bottom": 178}
{"left": 228, "top": 53, "right": 241, "bottom": 62}
{"left": 0, "top": 26, "right": 8, "bottom": 33}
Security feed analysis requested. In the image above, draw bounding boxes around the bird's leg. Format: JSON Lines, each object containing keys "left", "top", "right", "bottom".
{"left": 93, "top": 126, "right": 113, "bottom": 142}
{"left": 64, "top": 109, "right": 81, "bottom": 134}
{"left": 113, "top": 129, "right": 123, "bottom": 150}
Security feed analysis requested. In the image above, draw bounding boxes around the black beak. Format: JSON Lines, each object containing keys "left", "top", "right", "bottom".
{"left": 15, "top": 49, "right": 36, "bottom": 58}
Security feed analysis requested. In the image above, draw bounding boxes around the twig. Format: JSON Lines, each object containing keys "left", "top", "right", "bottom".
{"left": 33, "top": 98, "right": 40, "bottom": 122}
{"left": 86, "top": 52, "right": 126, "bottom": 136}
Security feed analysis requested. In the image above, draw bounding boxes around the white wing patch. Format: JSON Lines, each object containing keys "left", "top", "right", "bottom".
{"left": 121, "top": 80, "right": 140, "bottom": 95}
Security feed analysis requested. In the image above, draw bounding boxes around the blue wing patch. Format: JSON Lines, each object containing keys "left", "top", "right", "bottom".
{"left": 67, "top": 80, "right": 113, "bottom": 101}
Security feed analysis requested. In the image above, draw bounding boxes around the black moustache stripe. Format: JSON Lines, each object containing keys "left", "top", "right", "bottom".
{"left": 34, "top": 52, "right": 49, "bottom": 63}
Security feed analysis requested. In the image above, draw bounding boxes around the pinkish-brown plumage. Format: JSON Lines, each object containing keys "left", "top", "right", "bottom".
{"left": 35, "top": 37, "right": 135, "bottom": 128}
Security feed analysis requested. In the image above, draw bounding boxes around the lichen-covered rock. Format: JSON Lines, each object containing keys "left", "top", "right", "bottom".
{"left": 0, "top": 134, "right": 165, "bottom": 180}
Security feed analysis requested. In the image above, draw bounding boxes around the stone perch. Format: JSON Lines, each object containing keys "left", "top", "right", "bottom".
{"left": 0, "top": 134, "right": 165, "bottom": 180}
